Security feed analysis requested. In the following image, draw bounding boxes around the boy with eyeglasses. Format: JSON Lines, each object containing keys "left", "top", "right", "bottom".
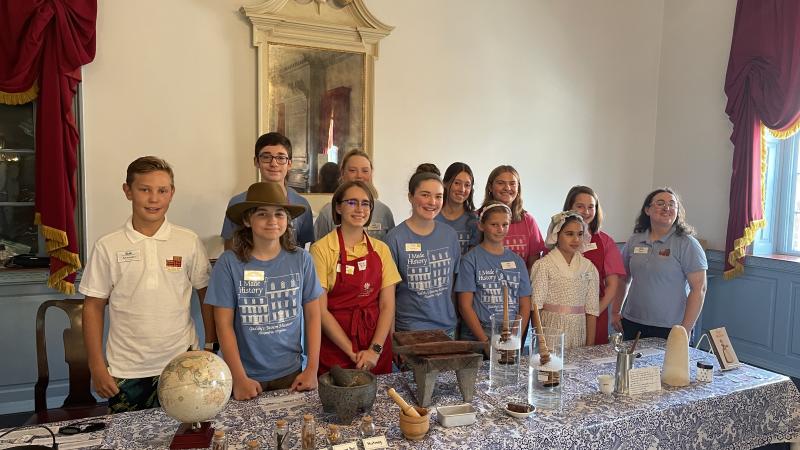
{"left": 81, "top": 156, "right": 215, "bottom": 413}
{"left": 221, "top": 132, "right": 314, "bottom": 249}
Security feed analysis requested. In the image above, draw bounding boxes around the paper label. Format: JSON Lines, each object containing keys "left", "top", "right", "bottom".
{"left": 345, "top": 265, "right": 355, "bottom": 275}
{"left": 537, "top": 371, "right": 549, "bottom": 382}
{"left": 500, "top": 261, "right": 516, "bottom": 269}
{"left": 627, "top": 366, "right": 662, "bottom": 395}
{"left": 362, "top": 436, "right": 389, "bottom": 449}
{"left": 358, "top": 260, "right": 367, "bottom": 271}
{"left": 584, "top": 242, "right": 598, "bottom": 252}
{"left": 405, "top": 243, "right": 422, "bottom": 252}
{"left": 117, "top": 250, "right": 141, "bottom": 263}
{"left": 368, "top": 222, "right": 382, "bottom": 231}
{"left": 243, "top": 270, "right": 264, "bottom": 281}
{"left": 633, "top": 246, "right": 649, "bottom": 254}
{"left": 333, "top": 442, "right": 359, "bottom": 450}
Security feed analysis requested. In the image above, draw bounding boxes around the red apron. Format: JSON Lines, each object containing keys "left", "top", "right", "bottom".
{"left": 583, "top": 233, "right": 608, "bottom": 344}
{"left": 318, "top": 228, "right": 393, "bottom": 375}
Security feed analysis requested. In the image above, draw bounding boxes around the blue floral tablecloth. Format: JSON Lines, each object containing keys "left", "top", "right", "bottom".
{"left": 57, "top": 339, "right": 800, "bottom": 449}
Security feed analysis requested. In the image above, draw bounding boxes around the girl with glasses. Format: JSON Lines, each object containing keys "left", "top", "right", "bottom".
{"left": 562, "top": 186, "right": 625, "bottom": 345}
{"left": 314, "top": 149, "right": 396, "bottom": 241}
{"left": 613, "top": 188, "right": 708, "bottom": 341}
{"left": 437, "top": 162, "right": 480, "bottom": 255}
{"left": 310, "top": 181, "right": 401, "bottom": 375}
{"left": 385, "top": 167, "right": 461, "bottom": 336}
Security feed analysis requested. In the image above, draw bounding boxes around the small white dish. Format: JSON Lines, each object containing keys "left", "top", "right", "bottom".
{"left": 504, "top": 403, "right": 535, "bottom": 419}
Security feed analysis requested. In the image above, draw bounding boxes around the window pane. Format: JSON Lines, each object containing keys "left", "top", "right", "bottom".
{"left": 0, "top": 103, "right": 37, "bottom": 256}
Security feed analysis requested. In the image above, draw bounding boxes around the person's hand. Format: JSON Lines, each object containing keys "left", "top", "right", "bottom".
{"left": 611, "top": 311, "right": 623, "bottom": 332}
{"left": 232, "top": 376, "right": 262, "bottom": 400}
{"left": 291, "top": 368, "right": 318, "bottom": 391}
{"left": 348, "top": 350, "right": 359, "bottom": 364}
{"left": 355, "top": 349, "right": 379, "bottom": 371}
{"left": 90, "top": 366, "right": 120, "bottom": 399}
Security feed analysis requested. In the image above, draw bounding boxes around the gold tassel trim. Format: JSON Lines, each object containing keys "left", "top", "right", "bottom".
{"left": 34, "top": 212, "right": 81, "bottom": 294}
{"left": 767, "top": 115, "right": 800, "bottom": 140}
{"left": 0, "top": 84, "right": 38, "bottom": 105}
{"left": 724, "top": 218, "right": 766, "bottom": 280}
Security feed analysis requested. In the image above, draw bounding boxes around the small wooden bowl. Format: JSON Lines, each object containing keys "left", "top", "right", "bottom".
{"left": 399, "top": 406, "right": 430, "bottom": 441}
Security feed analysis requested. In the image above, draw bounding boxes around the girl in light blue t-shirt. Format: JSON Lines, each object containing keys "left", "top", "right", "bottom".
{"left": 206, "top": 182, "right": 323, "bottom": 401}
{"left": 386, "top": 169, "right": 461, "bottom": 335}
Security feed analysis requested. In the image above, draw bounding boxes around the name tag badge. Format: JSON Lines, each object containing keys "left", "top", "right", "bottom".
{"left": 584, "top": 242, "right": 598, "bottom": 252}
{"left": 580, "top": 272, "right": 591, "bottom": 281}
{"left": 244, "top": 270, "right": 264, "bottom": 281}
{"left": 117, "top": 250, "right": 141, "bottom": 263}
{"left": 367, "top": 222, "right": 382, "bottom": 231}
{"left": 357, "top": 260, "right": 367, "bottom": 271}
{"left": 633, "top": 246, "right": 649, "bottom": 254}
{"left": 500, "top": 261, "right": 516, "bottom": 270}
{"left": 345, "top": 265, "right": 355, "bottom": 275}
{"left": 336, "top": 263, "right": 341, "bottom": 273}
{"left": 405, "top": 243, "right": 422, "bottom": 252}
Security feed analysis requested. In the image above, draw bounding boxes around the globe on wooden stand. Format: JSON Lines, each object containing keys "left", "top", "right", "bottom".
{"left": 156, "top": 351, "right": 233, "bottom": 449}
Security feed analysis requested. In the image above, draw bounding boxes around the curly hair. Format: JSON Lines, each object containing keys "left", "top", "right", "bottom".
{"left": 633, "top": 187, "right": 695, "bottom": 236}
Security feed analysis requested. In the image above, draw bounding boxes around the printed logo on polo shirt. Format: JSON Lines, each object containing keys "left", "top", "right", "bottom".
{"left": 406, "top": 247, "right": 453, "bottom": 299}
{"left": 165, "top": 256, "right": 182, "bottom": 272}
{"left": 659, "top": 248, "right": 671, "bottom": 257}
{"left": 237, "top": 273, "right": 301, "bottom": 335}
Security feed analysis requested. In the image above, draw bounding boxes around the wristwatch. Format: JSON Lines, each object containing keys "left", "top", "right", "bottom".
{"left": 371, "top": 343, "right": 383, "bottom": 354}
{"left": 204, "top": 342, "right": 220, "bottom": 352}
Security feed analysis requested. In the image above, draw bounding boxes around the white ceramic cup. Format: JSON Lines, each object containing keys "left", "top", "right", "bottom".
{"left": 597, "top": 374, "right": 614, "bottom": 394}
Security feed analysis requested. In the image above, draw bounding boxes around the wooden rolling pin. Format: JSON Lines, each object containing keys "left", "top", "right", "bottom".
{"left": 387, "top": 388, "right": 420, "bottom": 417}
{"left": 531, "top": 305, "right": 551, "bottom": 365}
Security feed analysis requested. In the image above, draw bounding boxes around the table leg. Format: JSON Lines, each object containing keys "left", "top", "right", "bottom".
{"left": 413, "top": 367, "right": 438, "bottom": 407}
{"left": 455, "top": 367, "right": 479, "bottom": 402}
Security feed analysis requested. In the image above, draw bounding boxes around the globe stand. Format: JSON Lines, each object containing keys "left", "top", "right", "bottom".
{"left": 169, "top": 422, "right": 214, "bottom": 449}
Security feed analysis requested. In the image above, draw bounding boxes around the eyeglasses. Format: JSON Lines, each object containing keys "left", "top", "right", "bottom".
{"left": 257, "top": 153, "right": 290, "bottom": 165}
{"left": 58, "top": 422, "right": 106, "bottom": 435}
{"left": 651, "top": 200, "right": 678, "bottom": 210}
{"left": 339, "top": 199, "right": 373, "bottom": 209}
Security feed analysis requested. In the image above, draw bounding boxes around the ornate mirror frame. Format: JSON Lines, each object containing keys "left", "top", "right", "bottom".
{"left": 242, "top": 0, "right": 392, "bottom": 197}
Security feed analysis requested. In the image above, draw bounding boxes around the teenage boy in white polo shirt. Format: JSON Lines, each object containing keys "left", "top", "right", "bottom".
{"left": 81, "top": 156, "right": 216, "bottom": 413}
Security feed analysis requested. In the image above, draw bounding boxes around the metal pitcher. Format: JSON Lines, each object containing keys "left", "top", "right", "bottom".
{"left": 614, "top": 350, "right": 642, "bottom": 394}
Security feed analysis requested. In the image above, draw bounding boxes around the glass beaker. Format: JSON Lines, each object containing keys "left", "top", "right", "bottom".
{"left": 489, "top": 313, "right": 523, "bottom": 389}
{"left": 528, "top": 327, "right": 565, "bottom": 410}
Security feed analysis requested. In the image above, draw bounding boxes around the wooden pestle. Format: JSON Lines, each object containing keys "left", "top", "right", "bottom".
{"left": 387, "top": 388, "right": 420, "bottom": 417}
{"left": 531, "top": 304, "right": 551, "bottom": 365}
{"left": 501, "top": 284, "right": 510, "bottom": 342}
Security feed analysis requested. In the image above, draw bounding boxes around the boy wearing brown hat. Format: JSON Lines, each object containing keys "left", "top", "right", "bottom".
{"left": 206, "top": 181, "right": 323, "bottom": 399}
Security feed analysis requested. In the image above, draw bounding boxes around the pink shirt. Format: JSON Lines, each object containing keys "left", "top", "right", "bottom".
{"left": 587, "top": 230, "right": 626, "bottom": 278}
{"left": 504, "top": 212, "right": 546, "bottom": 268}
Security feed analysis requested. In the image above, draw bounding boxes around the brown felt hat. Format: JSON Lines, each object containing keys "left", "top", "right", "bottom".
{"left": 225, "top": 182, "right": 306, "bottom": 226}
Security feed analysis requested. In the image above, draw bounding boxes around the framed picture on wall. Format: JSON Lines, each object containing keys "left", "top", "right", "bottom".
{"left": 708, "top": 327, "right": 741, "bottom": 370}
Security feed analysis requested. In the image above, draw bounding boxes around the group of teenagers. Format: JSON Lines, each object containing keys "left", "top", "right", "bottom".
{"left": 79, "top": 131, "right": 708, "bottom": 413}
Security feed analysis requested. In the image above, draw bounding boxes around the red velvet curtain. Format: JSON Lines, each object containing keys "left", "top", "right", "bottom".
{"left": 0, "top": 0, "right": 97, "bottom": 293}
{"left": 723, "top": 0, "right": 800, "bottom": 278}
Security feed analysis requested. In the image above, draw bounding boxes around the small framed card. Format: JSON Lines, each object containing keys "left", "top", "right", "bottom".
{"left": 708, "top": 327, "right": 741, "bottom": 370}
{"left": 627, "top": 366, "right": 662, "bottom": 395}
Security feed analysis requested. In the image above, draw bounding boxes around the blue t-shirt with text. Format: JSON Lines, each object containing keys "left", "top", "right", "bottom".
{"left": 205, "top": 249, "right": 323, "bottom": 382}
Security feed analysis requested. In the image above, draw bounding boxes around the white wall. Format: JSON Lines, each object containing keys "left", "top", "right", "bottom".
{"left": 81, "top": 0, "right": 676, "bottom": 257}
{"left": 652, "top": 0, "right": 737, "bottom": 250}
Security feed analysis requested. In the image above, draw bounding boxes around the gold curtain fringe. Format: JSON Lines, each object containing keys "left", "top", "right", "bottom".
{"left": 767, "top": 116, "right": 800, "bottom": 140}
{"left": 724, "top": 218, "right": 766, "bottom": 280}
{"left": 34, "top": 213, "right": 81, "bottom": 294}
{"left": 0, "top": 84, "right": 38, "bottom": 105}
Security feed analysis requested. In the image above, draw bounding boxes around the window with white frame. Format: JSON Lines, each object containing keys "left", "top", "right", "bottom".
{"left": 755, "top": 131, "right": 800, "bottom": 256}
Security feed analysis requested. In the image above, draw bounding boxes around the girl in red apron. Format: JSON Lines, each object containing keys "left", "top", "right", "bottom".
{"left": 310, "top": 181, "right": 401, "bottom": 375}
{"left": 562, "top": 186, "right": 626, "bottom": 345}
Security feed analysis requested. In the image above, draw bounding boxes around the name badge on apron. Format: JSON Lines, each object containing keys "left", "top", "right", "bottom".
{"left": 358, "top": 260, "right": 367, "bottom": 271}
{"left": 405, "top": 243, "right": 422, "bottom": 252}
{"left": 500, "top": 261, "right": 516, "bottom": 269}
{"left": 345, "top": 265, "right": 355, "bottom": 275}
{"left": 244, "top": 270, "right": 264, "bottom": 281}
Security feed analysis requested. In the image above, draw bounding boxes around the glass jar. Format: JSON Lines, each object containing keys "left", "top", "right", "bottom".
{"left": 274, "top": 419, "right": 288, "bottom": 450}
{"left": 696, "top": 361, "right": 714, "bottom": 382}
{"left": 301, "top": 414, "right": 316, "bottom": 450}
{"left": 210, "top": 430, "right": 227, "bottom": 450}
{"left": 327, "top": 424, "right": 341, "bottom": 445}
{"left": 359, "top": 415, "right": 376, "bottom": 438}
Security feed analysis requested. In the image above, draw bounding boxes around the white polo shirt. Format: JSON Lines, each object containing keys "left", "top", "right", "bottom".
{"left": 79, "top": 217, "right": 210, "bottom": 378}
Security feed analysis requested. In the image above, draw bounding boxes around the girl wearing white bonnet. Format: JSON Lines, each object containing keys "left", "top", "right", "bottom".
{"left": 530, "top": 211, "right": 600, "bottom": 349}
